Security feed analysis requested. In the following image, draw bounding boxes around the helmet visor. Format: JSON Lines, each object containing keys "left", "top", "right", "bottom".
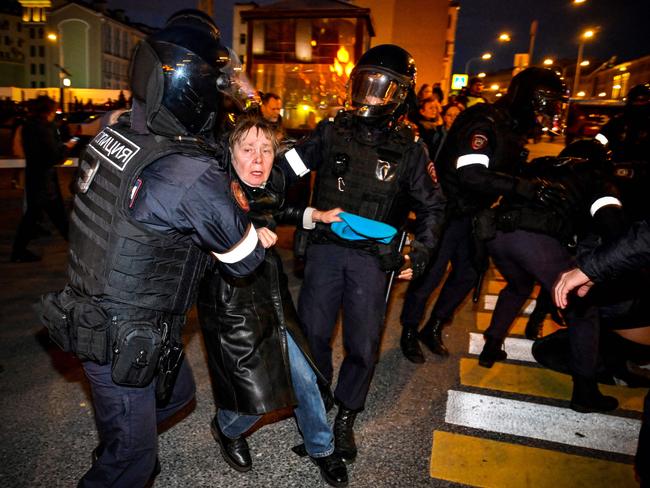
{"left": 217, "top": 49, "right": 260, "bottom": 109}
{"left": 348, "top": 68, "right": 407, "bottom": 117}
{"left": 532, "top": 88, "right": 567, "bottom": 119}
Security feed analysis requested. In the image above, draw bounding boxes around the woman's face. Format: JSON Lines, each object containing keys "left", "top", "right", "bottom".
{"left": 420, "top": 100, "right": 439, "bottom": 119}
{"left": 444, "top": 106, "right": 461, "bottom": 129}
{"left": 231, "top": 127, "right": 275, "bottom": 187}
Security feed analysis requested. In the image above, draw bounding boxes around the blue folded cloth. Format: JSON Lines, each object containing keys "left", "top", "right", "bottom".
{"left": 330, "top": 212, "right": 397, "bottom": 244}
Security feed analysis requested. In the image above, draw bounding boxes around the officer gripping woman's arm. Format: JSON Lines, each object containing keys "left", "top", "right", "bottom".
{"left": 39, "top": 10, "right": 270, "bottom": 488}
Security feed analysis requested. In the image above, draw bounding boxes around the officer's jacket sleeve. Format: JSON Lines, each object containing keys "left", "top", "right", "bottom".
{"left": 176, "top": 163, "right": 265, "bottom": 278}
{"left": 578, "top": 218, "right": 650, "bottom": 282}
{"left": 276, "top": 120, "right": 330, "bottom": 183}
{"left": 454, "top": 116, "right": 520, "bottom": 197}
{"left": 407, "top": 142, "right": 447, "bottom": 249}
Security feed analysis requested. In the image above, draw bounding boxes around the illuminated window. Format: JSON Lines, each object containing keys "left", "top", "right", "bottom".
{"left": 612, "top": 72, "right": 630, "bottom": 99}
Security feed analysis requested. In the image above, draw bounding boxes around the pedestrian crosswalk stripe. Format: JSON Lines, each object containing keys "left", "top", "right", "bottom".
{"left": 430, "top": 430, "right": 638, "bottom": 486}
{"left": 469, "top": 332, "right": 535, "bottom": 362}
{"left": 459, "top": 357, "right": 647, "bottom": 412}
{"left": 483, "top": 294, "right": 536, "bottom": 314}
{"left": 476, "top": 311, "right": 562, "bottom": 336}
{"left": 445, "top": 390, "right": 641, "bottom": 455}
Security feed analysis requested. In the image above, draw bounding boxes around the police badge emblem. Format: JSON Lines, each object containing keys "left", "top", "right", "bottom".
{"left": 470, "top": 133, "right": 488, "bottom": 151}
{"left": 230, "top": 180, "right": 250, "bottom": 212}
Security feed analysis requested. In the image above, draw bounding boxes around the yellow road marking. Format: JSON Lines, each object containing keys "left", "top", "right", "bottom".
{"left": 460, "top": 357, "right": 647, "bottom": 412}
{"left": 476, "top": 311, "right": 561, "bottom": 336}
{"left": 430, "top": 430, "right": 637, "bottom": 487}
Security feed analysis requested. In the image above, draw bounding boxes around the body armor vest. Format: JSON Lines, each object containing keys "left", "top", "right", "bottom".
{"left": 313, "top": 112, "right": 414, "bottom": 230}
{"left": 68, "top": 122, "right": 212, "bottom": 314}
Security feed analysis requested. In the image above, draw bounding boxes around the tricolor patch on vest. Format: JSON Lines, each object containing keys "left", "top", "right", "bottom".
{"left": 470, "top": 133, "right": 488, "bottom": 151}
{"left": 88, "top": 127, "right": 141, "bottom": 171}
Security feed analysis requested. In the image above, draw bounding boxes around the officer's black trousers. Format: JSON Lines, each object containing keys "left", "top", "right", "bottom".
{"left": 298, "top": 244, "right": 388, "bottom": 411}
{"left": 400, "top": 216, "right": 477, "bottom": 328}
{"left": 79, "top": 358, "right": 195, "bottom": 487}
{"left": 485, "top": 230, "right": 600, "bottom": 378}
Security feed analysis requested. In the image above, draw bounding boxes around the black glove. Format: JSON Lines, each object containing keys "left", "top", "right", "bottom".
{"left": 407, "top": 240, "right": 432, "bottom": 279}
{"left": 515, "top": 177, "right": 569, "bottom": 211}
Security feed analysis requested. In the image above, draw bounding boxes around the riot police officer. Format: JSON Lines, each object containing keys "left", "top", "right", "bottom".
{"left": 399, "top": 67, "right": 568, "bottom": 363}
{"left": 39, "top": 10, "right": 266, "bottom": 486}
{"left": 476, "top": 139, "right": 624, "bottom": 412}
{"left": 595, "top": 83, "right": 650, "bottom": 220}
{"left": 279, "top": 44, "right": 446, "bottom": 462}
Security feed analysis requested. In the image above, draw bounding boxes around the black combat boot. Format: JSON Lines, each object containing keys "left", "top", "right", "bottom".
{"left": 418, "top": 317, "right": 449, "bottom": 357}
{"left": 311, "top": 452, "right": 349, "bottom": 487}
{"left": 478, "top": 336, "right": 507, "bottom": 368}
{"left": 525, "top": 312, "right": 545, "bottom": 340}
{"left": 570, "top": 375, "right": 619, "bottom": 413}
{"left": 334, "top": 406, "right": 358, "bottom": 463}
{"left": 400, "top": 324, "right": 425, "bottom": 363}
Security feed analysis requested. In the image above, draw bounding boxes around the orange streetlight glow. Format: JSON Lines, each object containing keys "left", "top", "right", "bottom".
{"left": 498, "top": 33, "right": 511, "bottom": 42}
{"left": 543, "top": 58, "right": 554, "bottom": 66}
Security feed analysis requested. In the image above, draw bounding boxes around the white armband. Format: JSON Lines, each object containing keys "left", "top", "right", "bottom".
{"left": 456, "top": 154, "right": 490, "bottom": 169}
{"left": 285, "top": 148, "right": 310, "bottom": 177}
{"left": 590, "top": 196, "right": 622, "bottom": 217}
{"left": 212, "top": 224, "right": 259, "bottom": 264}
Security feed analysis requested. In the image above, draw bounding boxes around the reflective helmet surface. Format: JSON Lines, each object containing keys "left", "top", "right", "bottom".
{"left": 506, "top": 67, "right": 566, "bottom": 130}
{"left": 624, "top": 83, "right": 650, "bottom": 121}
{"left": 347, "top": 44, "right": 416, "bottom": 119}
{"left": 130, "top": 9, "right": 231, "bottom": 135}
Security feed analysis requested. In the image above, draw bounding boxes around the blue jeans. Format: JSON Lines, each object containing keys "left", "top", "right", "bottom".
{"left": 218, "top": 334, "right": 334, "bottom": 458}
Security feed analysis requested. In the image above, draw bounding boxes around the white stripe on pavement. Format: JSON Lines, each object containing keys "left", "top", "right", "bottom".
{"left": 484, "top": 294, "right": 536, "bottom": 314}
{"left": 468, "top": 332, "right": 536, "bottom": 363}
{"left": 445, "top": 390, "right": 640, "bottom": 455}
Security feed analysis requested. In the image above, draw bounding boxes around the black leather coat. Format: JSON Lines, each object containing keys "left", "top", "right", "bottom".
{"left": 198, "top": 166, "right": 327, "bottom": 415}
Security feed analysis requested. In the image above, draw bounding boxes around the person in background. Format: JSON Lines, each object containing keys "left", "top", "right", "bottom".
{"left": 416, "top": 83, "right": 433, "bottom": 101}
{"left": 198, "top": 115, "right": 348, "bottom": 487}
{"left": 458, "top": 78, "right": 488, "bottom": 108}
{"left": 11, "top": 95, "right": 76, "bottom": 262}
{"left": 260, "top": 92, "right": 285, "bottom": 139}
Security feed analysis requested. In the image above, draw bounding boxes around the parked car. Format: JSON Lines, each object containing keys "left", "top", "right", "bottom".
{"left": 564, "top": 99, "right": 624, "bottom": 145}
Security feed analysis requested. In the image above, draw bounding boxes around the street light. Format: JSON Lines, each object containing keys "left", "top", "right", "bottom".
{"left": 543, "top": 58, "right": 554, "bottom": 66}
{"left": 572, "top": 28, "right": 596, "bottom": 96}
{"left": 498, "top": 33, "right": 511, "bottom": 42}
{"left": 465, "top": 53, "right": 492, "bottom": 75}
{"left": 580, "top": 59, "right": 590, "bottom": 67}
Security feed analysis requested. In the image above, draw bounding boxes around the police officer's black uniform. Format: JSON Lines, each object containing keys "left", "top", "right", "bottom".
{"left": 39, "top": 11, "right": 265, "bottom": 487}
{"left": 479, "top": 139, "right": 625, "bottom": 412}
{"left": 596, "top": 83, "right": 650, "bottom": 220}
{"left": 399, "top": 68, "right": 568, "bottom": 363}
{"left": 280, "top": 45, "right": 445, "bottom": 462}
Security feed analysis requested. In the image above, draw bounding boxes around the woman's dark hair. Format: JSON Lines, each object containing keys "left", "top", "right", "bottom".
{"left": 30, "top": 95, "right": 57, "bottom": 119}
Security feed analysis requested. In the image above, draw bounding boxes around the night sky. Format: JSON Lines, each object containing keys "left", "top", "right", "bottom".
{"left": 107, "top": 0, "right": 649, "bottom": 74}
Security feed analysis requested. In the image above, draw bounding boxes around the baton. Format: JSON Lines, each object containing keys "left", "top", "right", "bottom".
{"left": 385, "top": 230, "right": 408, "bottom": 304}
{"left": 472, "top": 270, "right": 485, "bottom": 304}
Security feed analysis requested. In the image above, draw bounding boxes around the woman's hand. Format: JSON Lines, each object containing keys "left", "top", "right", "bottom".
{"left": 312, "top": 207, "right": 344, "bottom": 224}
{"left": 397, "top": 255, "right": 413, "bottom": 281}
{"left": 256, "top": 227, "right": 278, "bottom": 248}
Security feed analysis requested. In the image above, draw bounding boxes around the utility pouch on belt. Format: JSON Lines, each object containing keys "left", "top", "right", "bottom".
{"left": 112, "top": 322, "right": 162, "bottom": 387}
{"left": 293, "top": 228, "right": 310, "bottom": 259}
{"left": 40, "top": 287, "right": 110, "bottom": 364}
{"left": 41, "top": 291, "right": 73, "bottom": 352}
{"left": 473, "top": 209, "right": 497, "bottom": 241}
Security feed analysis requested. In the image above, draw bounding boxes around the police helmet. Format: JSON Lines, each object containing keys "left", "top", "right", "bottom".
{"left": 347, "top": 44, "right": 416, "bottom": 119}
{"left": 129, "top": 9, "right": 231, "bottom": 135}
{"left": 624, "top": 83, "right": 650, "bottom": 121}
{"left": 506, "top": 67, "right": 566, "bottom": 130}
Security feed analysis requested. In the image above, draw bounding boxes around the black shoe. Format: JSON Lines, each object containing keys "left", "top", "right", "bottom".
{"left": 311, "top": 453, "right": 348, "bottom": 487}
{"left": 400, "top": 325, "right": 425, "bottom": 363}
{"left": 10, "top": 249, "right": 41, "bottom": 263}
{"left": 570, "top": 375, "right": 619, "bottom": 413}
{"left": 524, "top": 316, "right": 544, "bottom": 340}
{"left": 210, "top": 417, "right": 252, "bottom": 472}
{"left": 334, "top": 406, "right": 358, "bottom": 463}
{"left": 478, "top": 337, "right": 507, "bottom": 368}
{"left": 418, "top": 318, "right": 449, "bottom": 357}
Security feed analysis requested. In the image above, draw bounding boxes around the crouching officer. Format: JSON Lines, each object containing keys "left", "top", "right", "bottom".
{"left": 39, "top": 10, "right": 266, "bottom": 487}
{"left": 279, "top": 44, "right": 446, "bottom": 462}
